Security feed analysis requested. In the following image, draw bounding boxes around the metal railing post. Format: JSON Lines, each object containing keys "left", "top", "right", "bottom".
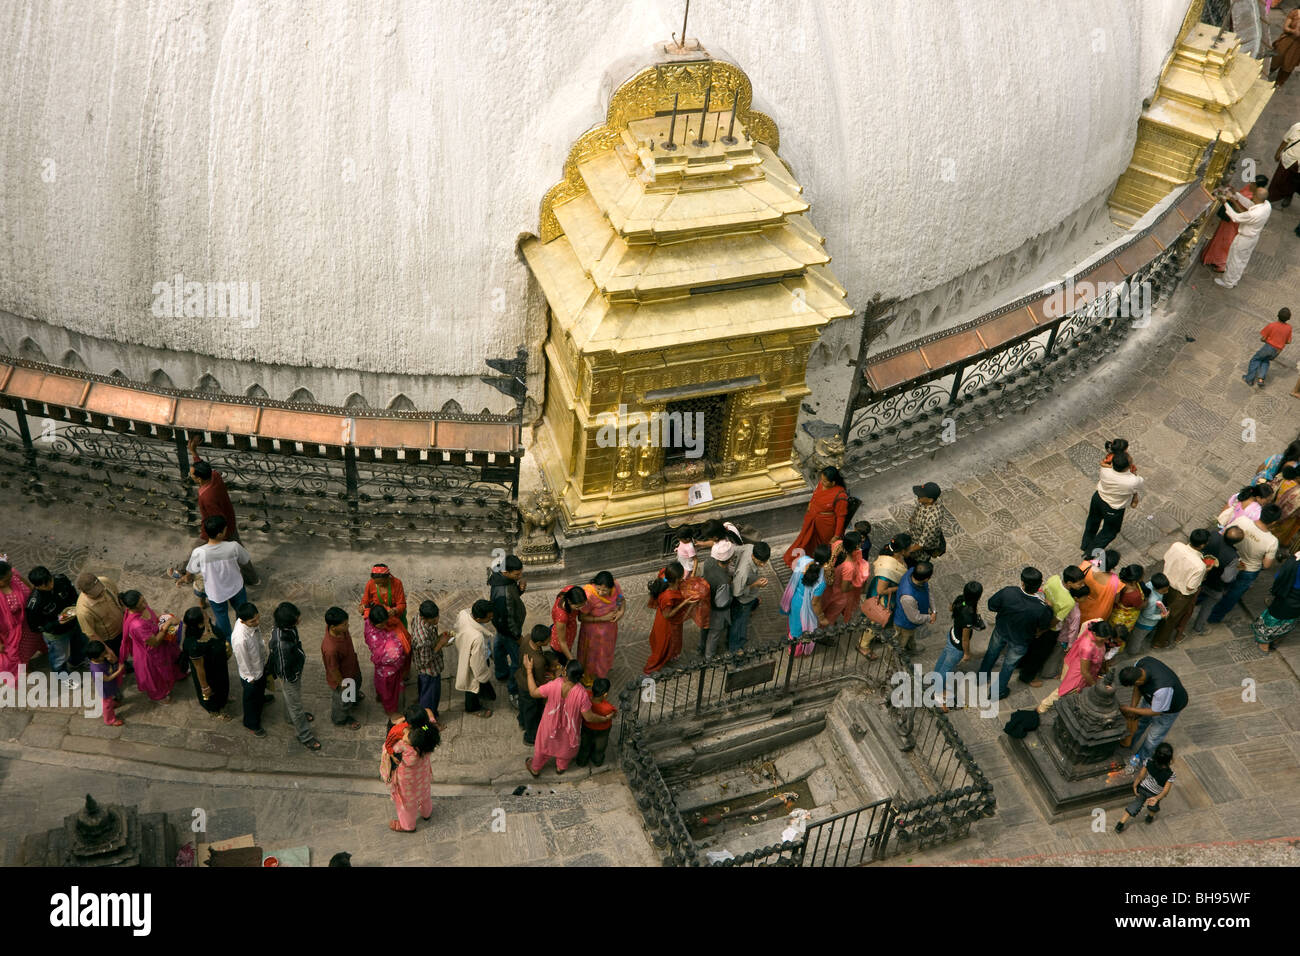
{"left": 344, "top": 447, "right": 361, "bottom": 550}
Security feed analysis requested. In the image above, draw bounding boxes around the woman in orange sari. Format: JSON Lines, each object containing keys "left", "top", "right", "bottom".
{"left": 643, "top": 562, "right": 698, "bottom": 674}
{"left": 784, "top": 467, "right": 850, "bottom": 567}
{"left": 578, "top": 571, "right": 624, "bottom": 682}
{"left": 822, "top": 532, "right": 869, "bottom": 623}
{"left": 1075, "top": 552, "right": 1122, "bottom": 624}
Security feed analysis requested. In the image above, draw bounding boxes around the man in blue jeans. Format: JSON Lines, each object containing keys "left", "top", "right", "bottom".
{"left": 1119, "top": 658, "right": 1188, "bottom": 771}
{"left": 488, "top": 555, "right": 527, "bottom": 708}
{"left": 1206, "top": 505, "right": 1281, "bottom": 624}
{"left": 979, "top": 567, "right": 1053, "bottom": 701}
{"left": 178, "top": 515, "right": 252, "bottom": 645}
{"left": 729, "top": 541, "right": 771, "bottom": 651}
{"left": 24, "top": 566, "right": 87, "bottom": 680}
{"left": 1242, "top": 308, "right": 1291, "bottom": 388}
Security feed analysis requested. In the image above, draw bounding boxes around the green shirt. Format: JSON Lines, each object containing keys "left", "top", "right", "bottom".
{"left": 1042, "top": 575, "right": 1076, "bottom": 624}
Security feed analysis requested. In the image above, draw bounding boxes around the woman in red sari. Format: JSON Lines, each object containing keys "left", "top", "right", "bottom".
{"left": 784, "top": 467, "right": 850, "bottom": 567}
{"left": 643, "top": 562, "right": 698, "bottom": 674}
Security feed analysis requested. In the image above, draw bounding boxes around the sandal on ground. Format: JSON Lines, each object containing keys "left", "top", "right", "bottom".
{"left": 555, "top": 767, "right": 567, "bottom": 775}
{"left": 1028, "top": 680, "right": 1043, "bottom": 688}
{"left": 302, "top": 739, "right": 321, "bottom": 751}
{"left": 389, "top": 820, "right": 414, "bottom": 833}
{"left": 305, "top": 712, "right": 314, "bottom": 722}
{"left": 855, "top": 647, "right": 879, "bottom": 661}
{"left": 249, "top": 727, "right": 267, "bottom": 738}
{"left": 525, "top": 757, "right": 540, "bottom": 778}
{"left": 107, "top": 718, "right": 124, "bottom": 727}
{"left": 420, "top": 813, "right": 432, "bottom": 821}
{"left": 344, "top": 719, "right": 361, "bottom": 729}
{"left": 474, "top": 709, "right": 493, "bottom": 718}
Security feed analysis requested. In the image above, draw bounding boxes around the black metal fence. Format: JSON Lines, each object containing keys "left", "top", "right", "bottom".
{"left": 619, "top": 622, "right": 995, "bottom": 866}
{"left": 840, "top": 180, "right": 1210, "bottom": 481}
{"left": 0, "top": 391, "right": 519, "bottom": 549}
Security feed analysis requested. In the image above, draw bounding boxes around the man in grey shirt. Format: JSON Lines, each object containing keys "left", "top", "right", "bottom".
{"left": 729, "top": 541, "right": 771, "bottom": 652}
{"left": 699, "top": 540, "right": 735, "bottom": 659}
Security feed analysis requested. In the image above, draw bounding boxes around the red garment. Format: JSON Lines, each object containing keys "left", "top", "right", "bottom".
{"left": 644, "top": 587, "right": 688, "bottom": 674}
{"left": 362, "top": 576, "right": 407, "bottom": 626}
{"left": 583, "top": 698, "right": 616, "bottom": 731}
{"left": 784, "top": 483, "right": 848, "bottom": 567}
{"left": 681, "top": 575, "right": 711, "bottom": 630}
{"left": 1201, "top": 219, "right": 1237, "bottom": 271}
{"left": 321, "top": 627, "right": 362, "bottom": 689}
{"left": 1261, "top": 321, "right": 1293, "bottom": 351}
{"left": 194, "top": 453, "right": 240, "bottom": 541}
{"left": 550, "top": 593, "right": 580, "bottom": 656}
{"left": 821, "top": 558, "right": 865, "bottom": 623}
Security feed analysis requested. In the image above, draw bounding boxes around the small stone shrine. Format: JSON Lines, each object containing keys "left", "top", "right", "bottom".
{"left": 1005, "top": 675, "right": 1136, "bottom": 816}
{"left": 20, "top": 794, "right": 175, "bottom": 867}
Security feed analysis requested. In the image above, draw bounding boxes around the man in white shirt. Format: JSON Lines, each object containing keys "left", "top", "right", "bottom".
{"left": 1150, "top": 529, "right": 1213, "bottom": 649}
{"left": 1207, "top": 504, "right": 1281, "bottom": 624}
{"left": 230, "top": 602, "right": 271, "bottom": 736}
{"left": 1215, "top": 185, "right": 1272, "bottom": 289}
{"left": 178, "top": 514, "right": 252, "bottom": 646}
{"left": 1080, "top": 452, "right": 1144, "bottom": 557}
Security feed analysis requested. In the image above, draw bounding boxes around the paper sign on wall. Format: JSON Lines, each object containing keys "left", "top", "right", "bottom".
{"left": 688, "top": 481, "right": 713, "bottom": 507}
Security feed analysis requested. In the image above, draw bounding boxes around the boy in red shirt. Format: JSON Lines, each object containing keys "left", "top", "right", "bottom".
{"left": 1244, "top": 308, "right": 1292, "bottom": 388}
{"left": 322, "top": 606, "right": 364, "bottom": 729}
{"left": 575, "top": 677, "right": 616, "bottom": 767}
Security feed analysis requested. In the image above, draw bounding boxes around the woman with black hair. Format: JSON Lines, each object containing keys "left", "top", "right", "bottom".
{"left": 120, "top": 590, "right": 181, "bottom": 704}
{"left": 524, "top": 659, "right": 610, "bottom": 777}
{"left": 386, "top": 709, "right": 440, "bottom": 832}
{"left": 644, "top": 562, "right": 697, "bottom": 674}
{"left": 783, "top": 466, "right": 849, "bottom": 567}
{"left": 181, "top": 607, "right": 231, "bottom": 718}
{"left": 549, "top": 585, "right": 588, "bottom": 663}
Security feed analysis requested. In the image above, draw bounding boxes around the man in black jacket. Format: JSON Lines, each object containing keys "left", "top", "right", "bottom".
{"left": 488, "top": 555, "right": 527, "bottom": 709}
{"left": 267, "top": 601, "right": 320, "bottom": 751}
{"left": 25, "top": 566, "right": 88, "bottom": 677}
{"left": 1119, "top": 658, "right": 1188, "bottom": 773}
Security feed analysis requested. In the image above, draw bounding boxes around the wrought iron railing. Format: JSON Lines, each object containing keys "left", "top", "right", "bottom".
{"left": 0, "top": 402, "right": 519, "bottom": 549}
{"left": 840, "top": 179, "right": 1213, "bottom": 479}
{"left": 618, "top": 622, "right": 995, "bottom": 866}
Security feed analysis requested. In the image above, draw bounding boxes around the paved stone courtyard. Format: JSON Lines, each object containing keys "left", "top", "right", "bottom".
{"left": 3, "top": 47, "right": 1300, "bottom": 869}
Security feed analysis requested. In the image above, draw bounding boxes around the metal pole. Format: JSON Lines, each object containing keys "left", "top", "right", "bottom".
{"left": 344, "top": 446, "right": 361, "bottom": 550}
{"left": 174, "top": 431, "right": 196, "bottom": 529}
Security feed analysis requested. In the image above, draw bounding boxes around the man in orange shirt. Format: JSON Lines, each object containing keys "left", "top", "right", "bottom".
{"left": 1243, "top": 308, "right": 1292, "bottom": 388}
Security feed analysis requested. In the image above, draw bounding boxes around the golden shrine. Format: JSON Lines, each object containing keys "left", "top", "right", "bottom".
{"left": 521, "top": 42, "right": 853, "bottom": 532}
{"left": 1109, "top": 0, "right": 1274, "bottom": 226}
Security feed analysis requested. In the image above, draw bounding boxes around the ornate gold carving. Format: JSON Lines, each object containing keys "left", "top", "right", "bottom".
{"left": 537, "top": 57, "right": 780, "bottom": 241}
{"left": 733, "top": 417, "right": 753, "bottom": 461}
{"left": 753, "top": 413, "right": 771, "bottom": 459}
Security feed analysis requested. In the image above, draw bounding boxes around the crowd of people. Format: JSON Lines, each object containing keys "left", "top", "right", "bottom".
{"left": 3, "top": 413, "right": 1298, "bottom": 837}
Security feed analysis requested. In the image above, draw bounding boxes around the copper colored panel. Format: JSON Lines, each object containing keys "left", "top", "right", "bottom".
{"left": 920, "top": 329, "right": 985, "bottom": 372}
{"left": 32, "top": 372, "right": 87, "bottom": 407}
{"left": 0, "top": 365, "right": 12, "bottom": 391}
{"left": 1176, "top": 185, "right": 1213, "bottom": 222}
{"left": 83, "top": 384, "right": 176, "bottom": 424}
{"left": 258, "top": 408, "right": 350, "bottom": 445}
{"left": 1150, "top": 211, "right": 1187, "bottom": 250}
{"left": 4, "top": 367, "right": 49, "bottom": 400}
{"left": 1114, "top": 236, "right": 1161, "bottom": 275}
{"left": 434, "top": 421, "right": 517, "bottom": 453}
{"left": 864, "top": 350, "right": 930, "bottom": 393}
{"left": 977, "top": 307, "right": 1036, "bottom": 351}
{"left": 1082, "top": 259, "right": 1126, "bottom": 290}
{"left": 173, "top": 398, "right": 261, "bottom": 435}
{"left": 353, "top": 418, "right": 432, "bottom": 449}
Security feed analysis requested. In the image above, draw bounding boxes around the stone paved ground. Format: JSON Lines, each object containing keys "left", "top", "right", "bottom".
{"left": 4, "top": 30, "right": 1300, "bottom": 866}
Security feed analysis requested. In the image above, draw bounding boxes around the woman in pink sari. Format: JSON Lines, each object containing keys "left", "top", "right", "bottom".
{"left": 0, "top": 561, "right": 45, "bottom": 681}
{"left": 1036, "top": 619, "right": 1111, "bottom": 714}
{"left": 821, "top": 532, "right": 870, "bottom": 624}
{"left": 120, "top": 591, "right": 182, "bottom": 703}
{"left": 386, "top": 713, "right": 439, "bottom": 832}
{"left": 523, "top": 659, "right": 609, "bottom": 776}
{"left": 578, "top": 571, "right": 624, "bottom": 682}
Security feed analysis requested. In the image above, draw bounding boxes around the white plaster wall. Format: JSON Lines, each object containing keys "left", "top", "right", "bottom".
{"left": 0, "top": 0, "right": 1190, "bottom": 382}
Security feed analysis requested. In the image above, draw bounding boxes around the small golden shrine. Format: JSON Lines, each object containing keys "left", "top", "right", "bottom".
{"left": 1108, "top": 1, "right": 1273, "bottom": 226}
{"left": 521, "top": 41, "right": 852, "bottom": 532}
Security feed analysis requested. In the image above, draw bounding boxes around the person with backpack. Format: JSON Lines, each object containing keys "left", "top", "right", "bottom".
{"left": 784, "top": 467, "right": 851, "bottom": 567}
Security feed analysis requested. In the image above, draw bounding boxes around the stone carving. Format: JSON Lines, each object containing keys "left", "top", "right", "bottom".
{"left": 518, "top": 489, "right": 558, "bottom": 540}
{"left": 801, "top": 434, "right": 845, "bottom": 476}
